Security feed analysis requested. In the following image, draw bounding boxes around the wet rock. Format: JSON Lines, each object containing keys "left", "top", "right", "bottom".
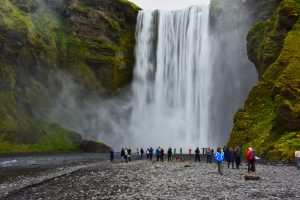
{"left": 245, "top": 174, "right": 261, "bottom": 181}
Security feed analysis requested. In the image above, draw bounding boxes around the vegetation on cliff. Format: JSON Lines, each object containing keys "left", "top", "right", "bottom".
{"left": 0, "top": 0, "right": 139, "bottom": 152}
{"left": 228, "top": 0, "right": 300, "bottom": 160}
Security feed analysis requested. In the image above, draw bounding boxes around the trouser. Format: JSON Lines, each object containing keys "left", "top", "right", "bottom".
{"left": 150, "top": 154, "right": 153, "bottom": 160}
{"left": 141, "top": 153, "right": 143, "bottom": 159}
{"left": 297, "top": 158, "right": 300, "bottom": 169}
{"left": 168, "top": 155, "right": 172, "bottom": 161}
{"left": 147, "top": 154, "right": 149, "bottom": 159}
{"left": 160, "top": 155, "right": 164, "bottom": 162}
{"left": 228, "top": 160, "right": 234, "bottom": 168}
{"left": 236, "top": 157, "right": 241, "bottom": 169}
{"left": 128, "top": 155, "right": 131, "bottom": 162}
{"left": 195, "top": 155, "right": 200, "bottom": 162}
{"left": 207, "top": 155, "right": 212, "bottom": 163}
{"left": 217, "top": 162, "right": 223, "bottom": 175}
{"left": 248, "top": 159, "right": 255, "bottom": 172}
{"left": 156, "top": 155, "right": 159, "bottom": 161}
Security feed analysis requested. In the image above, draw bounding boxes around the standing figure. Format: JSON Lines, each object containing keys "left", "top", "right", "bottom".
{"left": 295, "top": 151, "right": 300, "bottom": 170}
{"left": 234, "top": 146, "right": 241, "bottom": 169}
{"left": 146, "top": 148, "right": 150, "bottom": 159}
{"left": 246, "top": 147, "right": 255, "bottom": 173}
{"left": 173, "top": 148, "right": 176, "bottom": 155}
{"left": 180, "top": 148, "right": 183, "bottom": 155}
{"left": 140, "top": 147, "right": 144, "bottom": 159}
{"left": 195, "top": 147, "right": 200, "bottom": 162}
{"left": 227, "top": 147, "right": 234, "bottom": 168}
{"left": 189, "top": 148, "right": 192, "bottom": 155}
{"left": 207, "top": 147, "right": 212, "bottom": 163}
{"left": 149, "top": 147, "right": 154, "bottom": 160}
{"left": 110, "top": 148, "right": 114, "bottom": 162}
{"left": 160, "top": 148, "right": 164, "bottom": 162}
{"left": 156, "top": 147, "right": 160, "bottom": 161}
{"left": 124, "top": 148, "right": 128, "bottom": 163}
{"left": 128, "top": 148, "right": 132, "bottom": 162}
{"left": 167, "top": 147, "right": 172, "bottom": 161}
{"left": 136, "top": 148, "right": 140, "bottom": 156}
{"left": 214, "top": 147, "right": 224, "bottom": 175}
{"left": 121, "top": 148, "right": 125, "bottom": 163}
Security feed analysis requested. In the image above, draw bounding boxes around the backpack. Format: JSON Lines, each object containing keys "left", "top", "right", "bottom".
{"left": 215, "top": 152, "right": 224, "bottom": 162}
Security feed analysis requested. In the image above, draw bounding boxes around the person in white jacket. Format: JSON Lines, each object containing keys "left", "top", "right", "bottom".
{"left": 295, "top": 151, "right": 300, "bottom": 170}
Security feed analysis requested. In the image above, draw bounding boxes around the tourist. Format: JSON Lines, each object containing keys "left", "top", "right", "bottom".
{"left": 146, "top": 148, "right": 150, "bottom": 159}
{"left": 195, "top": 147, "right": 200, "bottom": 162}
{"left": 121, "top": 148, "right": 125, "bottom": 162}
{"left": 124, "top": 148, "right": 128, "bottom": 163}
{"left": 110, "top": 148, "right": 114, "bottom": 162}
{"left": 160, "top": 148, "right": 165, "bottom": 162}
{"left": 227, "top": 147, "right": 234, "bottom": 168}
{"left": 140, "top": 147, "right": 144, "bottom": 159}
{"left": 234, "top": 146, "right": 241, "bottom": 169}
{"left": 150, "top": 147, "right": 154, "bottom": 160}
{"left": 214, "top": 147, "right": 224, "bottom": 175}
{"left": 167, "top": 147, "right": 172, "bottom": 161}
{"left": 246, "top": 147, "right": 255, "bottom": 173}
{"left": 207, "top": 147, "right": 212, "bottom": 163}
{"left": 189, "top": 147, "right": 192, "bottom": 155}
{"left": 136, "top": 148, "right": 140, "bottom": 156}
{"left": 295, "top": 150, "right": 300, "bottom": 170}
{"left": 156, "top": 147, "right": 160, "bottom": 161}
{"left": 180, "top": 148, "right": 183, "bottom": 155}
{"left": 128, "top": 148, "right": 132, "bottom": 162}
{"left": 173, "top": 148, "right": 176, "bottom": 155}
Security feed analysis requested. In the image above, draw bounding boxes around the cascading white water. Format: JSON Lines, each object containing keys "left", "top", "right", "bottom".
{"left": 130, "top": 5, "right": 211, "bottom": 149}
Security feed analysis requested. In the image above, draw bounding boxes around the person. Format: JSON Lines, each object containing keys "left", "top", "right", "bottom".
{"left": 246, "top": 147, "right": 255, "bottom": 173}
{"left": 149, "top": 147, "right": 154, "bottom": 160}
{"left": 136, "top": 148, "right": 140, "bottom": 156}
{"left": 156, "top": 147, "right": 160, "bottom": 161}
{"left": 140, "top": 147, "right": 144, "bottom": 159}
{"left": 121, "top": 148, "right": 125, "bottom": 163}
{"left": 195, "top": 147, "right": 200, "bottom": 162}
{"left": 167, "top": 147, "right": 172, "bottom": 161}
{"left": 227, "top": 147, "right": 234, "bottom": 168}
{"left": 295, "top": 150, "right": 300, "bottom": 170}
{"left": 214, "top": 147, "right": 224, "bottom": 175}
{"left": 124, "top": 148, "right": 128, "bottom": 163}
{"left": 234, "top": 146, "right": 241, "bottom": 169}
{"left": 189, "top": 148, "right": 192, "bottom": 155}
{"left": 180, "top": 148, "right": 183, "bottom": 155}
{"left": 110, "top": 148, "right": 114, "bottom": 162}
{"left": 128, "top": 148, "right": 132, "bottom": 162}
{"left": 146, "top": 148, "right": 150, "bottom": 159}
{"left": 160, "top": 148, "right": 164, "bottom": 162}
{"left": 173, "top": 148, "right": 176, "bottom": 155}
{"left": 207, "top": 147, "right": 212, "bottom": 163}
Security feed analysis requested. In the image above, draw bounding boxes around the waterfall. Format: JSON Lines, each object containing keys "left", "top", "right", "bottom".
{"left": 130, "top": 5, "right": 212, "bottom": 149}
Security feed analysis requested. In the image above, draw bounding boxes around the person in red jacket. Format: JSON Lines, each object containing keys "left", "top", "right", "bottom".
{"left": 246, "top": 147, "right": 255, "bottom": 173}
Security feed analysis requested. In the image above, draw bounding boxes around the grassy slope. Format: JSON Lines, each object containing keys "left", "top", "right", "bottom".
{"left": 0, "top": 0, "right": 138, "bottom": 153}
{"left": 228, "top": 0, "right": 300, "bottom": 160}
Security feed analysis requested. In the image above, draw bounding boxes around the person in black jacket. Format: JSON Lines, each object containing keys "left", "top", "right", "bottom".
{"left": 140, "top": 147, "right": 144, "bottom": 159}
{"left": 149, "top": 147, "right": 153, "bottom": 160}
{"left": 195, "top": 147, "right": 200, "bottom": 162}
{"left": 121, "top": 148, "right": 125, "bottom": 163}
{"left": 167, "top": 147, "right": 172, "bottom": 161}
{"left": 234, "top": 146, "right": 241, "bottom": 169}
{"left": 160, "top": 148, "right": 164, "bottom": 162}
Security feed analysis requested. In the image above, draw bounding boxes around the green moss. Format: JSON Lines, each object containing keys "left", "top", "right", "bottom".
{"left": 68, "top": 3, "right": 90, "bottom": 14}
{"left": 229, "top": 0, "right": 300, "bottom": 160}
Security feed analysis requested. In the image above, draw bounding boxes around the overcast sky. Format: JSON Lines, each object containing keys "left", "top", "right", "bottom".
{"left": 129, "top": 0, "right": 210, "bottom": 10}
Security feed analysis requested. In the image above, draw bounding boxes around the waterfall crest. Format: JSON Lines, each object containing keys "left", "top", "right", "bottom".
{"left": 130, "top": 5, "right": 211, "bottom": 148}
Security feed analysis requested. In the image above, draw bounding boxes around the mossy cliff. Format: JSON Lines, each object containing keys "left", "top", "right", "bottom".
{"left": 0, "top": 0, "right": 139, "bottom": 152}
{"left": 228, "top": 0, "right": 300, "bottom": 160}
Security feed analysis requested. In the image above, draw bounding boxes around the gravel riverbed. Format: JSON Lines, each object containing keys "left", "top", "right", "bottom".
{"left": 1, "top": 159, "right": 300, "bottom": 200}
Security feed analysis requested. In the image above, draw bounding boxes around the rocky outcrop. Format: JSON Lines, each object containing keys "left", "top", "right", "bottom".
{"left": 228, "top": 0, "right": 300, "bottom": 160}
{"left": 0, "top": 0, "right": 139, "bottom": 152}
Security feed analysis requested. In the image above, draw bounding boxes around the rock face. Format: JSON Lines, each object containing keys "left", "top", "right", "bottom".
{"left": 228, "top": 0, "right": 300, "bottom": 160}
{"left": 0, "top": 0, "right": 139, "bottom": 152}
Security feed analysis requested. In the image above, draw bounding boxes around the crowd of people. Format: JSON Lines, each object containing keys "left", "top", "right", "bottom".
{"left": 109, "top": 146, "right": 262, "bottom": 175}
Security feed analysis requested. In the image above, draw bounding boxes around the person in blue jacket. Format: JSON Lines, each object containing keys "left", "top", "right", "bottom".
{"left": 156, "top": 147, "right": 161, "bottom": 161}
{"left": 215, "top": 147, "right": 224, "bottom": 175}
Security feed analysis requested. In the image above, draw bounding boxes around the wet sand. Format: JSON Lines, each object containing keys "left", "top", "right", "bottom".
{"left": 1, "top": 157, "right": 299, "bottom": 200}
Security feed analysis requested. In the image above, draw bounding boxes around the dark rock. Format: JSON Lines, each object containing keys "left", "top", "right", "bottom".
{"left": 245, "top": 174, "right": 261, "bottom": 181}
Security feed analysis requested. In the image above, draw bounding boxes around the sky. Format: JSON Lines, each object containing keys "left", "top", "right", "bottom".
{"left": 129, "top": 0, "right": 210, "bottom": 10}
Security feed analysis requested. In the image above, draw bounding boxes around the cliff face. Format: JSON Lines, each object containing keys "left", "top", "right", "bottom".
{"left": 0, "top": 0, "right": 139, "bottom": 152}
{"left": 228, "top": 0, "right": 300, "bottom": 160}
